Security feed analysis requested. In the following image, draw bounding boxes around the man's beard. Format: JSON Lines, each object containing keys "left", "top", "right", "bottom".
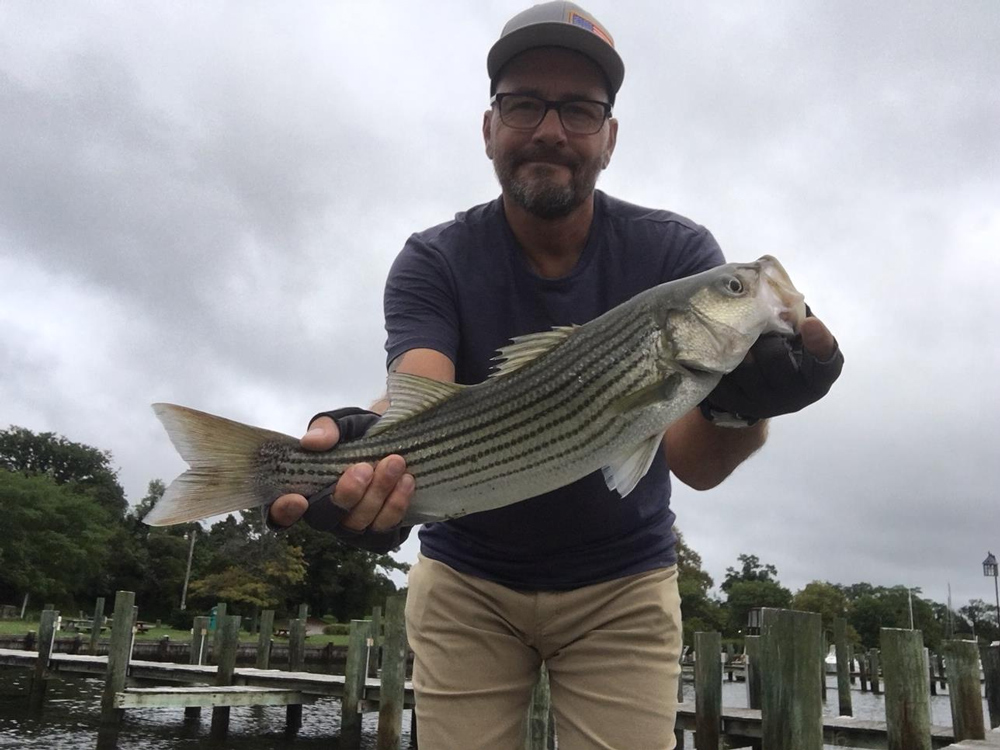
{"left": 493, "top": 147, "right": 603, "bottom": 220}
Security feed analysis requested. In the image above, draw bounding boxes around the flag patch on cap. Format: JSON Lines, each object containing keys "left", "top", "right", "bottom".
{"left": 569, "top": 12, "right": 614, "bottom": 46}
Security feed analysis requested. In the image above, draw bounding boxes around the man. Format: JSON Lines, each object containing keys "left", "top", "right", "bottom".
{"left": 269, "top": 3, "right": 843, "bottom": 747}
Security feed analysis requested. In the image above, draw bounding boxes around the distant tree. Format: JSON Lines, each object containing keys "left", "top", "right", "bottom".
{"left": 791, "top": 581, "right": 849, "bottom": 634}
{"left": 721, "top": 554, "right": 779, "bottom": 594}
{"left": 0, "top": 469, "right": 113, "bottom": 607}
{"left": 724, "top": 579, "right": 792, "bottom": 637}
{"left": 960, "top": 599, "right": 1000, "bottom": 642}
{"left": 0, "top": 425, "right": 127, "bottom": 518}
{"left": 283, "top": 523, "right": 409, "bottom": 622}
{"left": 675, "top": 529, "right": 724, "bottom": 643}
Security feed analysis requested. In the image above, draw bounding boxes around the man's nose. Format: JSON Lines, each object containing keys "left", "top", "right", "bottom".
{"left": 532, "top": 107, "right": 567, "bottom": 144}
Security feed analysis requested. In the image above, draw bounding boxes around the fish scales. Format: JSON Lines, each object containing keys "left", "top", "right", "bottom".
{"left": 145, "top": 256, "right": 808, "bottom": 527}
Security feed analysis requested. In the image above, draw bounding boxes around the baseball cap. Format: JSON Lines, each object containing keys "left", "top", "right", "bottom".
{"left": 487, "top": 2, "right": 624, "bottom": 99}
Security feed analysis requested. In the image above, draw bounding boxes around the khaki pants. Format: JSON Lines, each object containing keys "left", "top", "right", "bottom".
{"left": 404, "top": 555, "right": 682, "bottom": 750}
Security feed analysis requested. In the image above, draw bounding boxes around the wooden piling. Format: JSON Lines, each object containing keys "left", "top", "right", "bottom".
{"left": 29, "top": 609, "right": 58, "bottom": 710}
{"left": 210, "top": 614, "right": 241, "bottom": 740}
{"left": 936, "top": 651, "right": 947, "bottom": 690}
{"left": 929, "top": 650, "right": 939, "bottom": 696}
{"left": 286, "top": 616, "right": 306, "bottom": 733}
{"left": 185, "top": 616, "right": 209, "bottom": 720}
{"left": 342, "top": 619, "right": 371, "bottom": 749}
{"left": 745, "top": 635, "right": 762, "bottom": 710}
{"left": 834, "top": 617, "right": 852, "bottom": 716}
{"left": 209, "top": 601, "right": 227, "bottom": 664}
{"left": 869, "top": 647, "right": 881, "bottom": 695}
{"left": 694, "top": 631, "right": 721, "bottom": 750}
{"left": 674, "top": 647, "right": 685, "bottom": 750}
{"left": 376, "top": 593, "right": 407, "bottom": 750}
{"left": 759, "top": 608, "right": 823, "bottom": 750}
{"left": 983, "top": 645, "right": 1000, "bottom": 730}
{"left": 859, "top": 649, "right": 869, "bottom": 692}
{"left": 370, "top": 605, "right": 383, "bottom": 678}
{"left": 943, "top": 639, "right": 987, "bottom": 742}
{"left": 98, "top": 591, "right": 136, "bottom": 747}
{"left": 881, "top": 628, "right": 932, "bottom": 750}
{"left": 525, "top": 663, "right": 553, "bottom": 750}
{"left": 89, "top": 596, "right": 105, "bottom": 656}
{"left": 256, "top": 610, "right": 274, "bottom": 670}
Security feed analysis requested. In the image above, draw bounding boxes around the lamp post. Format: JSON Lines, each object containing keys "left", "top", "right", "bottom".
{"left": 747, "top": 607, "right": 762, "bottom": 636}
{"left": 180, "top": 528, "right": 197, "bottom": 611}
{"left": 984, "top": 552, "right": 1000, "bottom": 630}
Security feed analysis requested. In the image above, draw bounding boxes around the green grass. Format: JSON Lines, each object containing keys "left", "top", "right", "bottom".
{"left": 0, "top": 619, "right": 348, "bottom": 646}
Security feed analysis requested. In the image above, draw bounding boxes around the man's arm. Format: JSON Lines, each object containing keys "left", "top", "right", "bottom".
{"left": 267, "top": 348, "right": 454, "bottom": 531}
{"left": 665, "top": 315, "right": 839, "bottom": 491}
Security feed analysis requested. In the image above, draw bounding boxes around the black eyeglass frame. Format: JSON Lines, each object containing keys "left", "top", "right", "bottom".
{"left": 489, "top": 93, "right": 613, "bottom": 135}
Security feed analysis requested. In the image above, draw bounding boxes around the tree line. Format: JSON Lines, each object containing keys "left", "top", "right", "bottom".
{"left": 2, "top": 424, "right": 997, "bottom": 647}
{"left": 0, "top": 425, "right": 406, "bottom": 628}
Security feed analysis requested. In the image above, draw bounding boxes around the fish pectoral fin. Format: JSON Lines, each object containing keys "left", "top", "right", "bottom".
{"left": 488, "top": 325, "right": 578, "bottom": 378}
{"left": 368, "top": 373, "right": 467, "bottom": 435}
{"left": 610, "top": 372, "right": 682, "bottom": 414}
{"left": 601, "top": 434, "right": 664, "bottom": 498}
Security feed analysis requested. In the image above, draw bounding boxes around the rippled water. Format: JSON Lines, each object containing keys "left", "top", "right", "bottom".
{"left": 0, "top": 669, "right": 411, "bottom": 749}
{"left": 0, "top": 669, "right": 990, "bottom": 748}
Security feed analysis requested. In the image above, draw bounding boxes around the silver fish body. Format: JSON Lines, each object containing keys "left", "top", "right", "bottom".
{"left": 146, "top": 256, "right": 805, "bottom": 527}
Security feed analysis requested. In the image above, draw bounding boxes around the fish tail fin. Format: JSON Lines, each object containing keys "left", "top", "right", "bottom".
{"left": 145, "top": 403, "right": 296, "bottom": 526}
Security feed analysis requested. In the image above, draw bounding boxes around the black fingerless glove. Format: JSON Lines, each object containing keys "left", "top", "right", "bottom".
{"left": 700, "top": 320, "right": 844, "bottom": 426}
{"left": 300, "top": 408, "right": 410, "bottom": 554}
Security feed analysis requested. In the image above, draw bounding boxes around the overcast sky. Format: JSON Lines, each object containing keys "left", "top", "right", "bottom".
{"left": 2, "top": 1, "right": 998, "bottom": 611}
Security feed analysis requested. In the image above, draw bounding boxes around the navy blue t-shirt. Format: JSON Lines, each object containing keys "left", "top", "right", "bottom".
{"left": 384, "top": 190, "right": 725, "bottom": 591}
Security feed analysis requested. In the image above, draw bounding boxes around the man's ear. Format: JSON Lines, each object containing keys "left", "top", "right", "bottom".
{"left": 483, "top": 110, "right": 495, "bottom": 160}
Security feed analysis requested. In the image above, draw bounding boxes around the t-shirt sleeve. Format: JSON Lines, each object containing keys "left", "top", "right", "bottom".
{"left": 661, "top": 224, "right": 727, "bottom": 283}
{"left": 384, "top": 234, "right": 460, "bottom": 368}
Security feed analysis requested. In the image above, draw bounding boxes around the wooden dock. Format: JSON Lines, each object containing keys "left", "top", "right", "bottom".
{"left": 0, "top": 649, "right": 415, "bottom": 708}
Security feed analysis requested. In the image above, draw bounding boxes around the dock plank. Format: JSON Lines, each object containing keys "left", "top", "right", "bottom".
{"left": 115, "top": 685, "right": 317, "bottom": 709}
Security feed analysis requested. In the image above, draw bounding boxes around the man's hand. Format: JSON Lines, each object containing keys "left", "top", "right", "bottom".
{"left": 701, "top": 312, "right": 844, "bottom": 423}
{"left": 267, "top": 415, "right": 415, "bottom": 533}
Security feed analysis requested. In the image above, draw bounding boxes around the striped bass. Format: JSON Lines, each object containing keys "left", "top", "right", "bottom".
{"left": 145, "top": 255, "right": 806, "bottom": 527}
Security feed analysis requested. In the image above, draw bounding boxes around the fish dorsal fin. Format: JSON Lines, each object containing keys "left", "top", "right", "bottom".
{"left": 489, "top": 325, "right": 578, "bottom": 378}
{"left": 601, "top": 434, "right": 664, "bottom": 498}
{"left": 367, "top": 373, "right": 466, "bottom": 435}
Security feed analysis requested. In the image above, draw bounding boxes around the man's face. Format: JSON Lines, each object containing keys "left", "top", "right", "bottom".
{"left": 484, "top": 47, "right": 618, "bottom": 220}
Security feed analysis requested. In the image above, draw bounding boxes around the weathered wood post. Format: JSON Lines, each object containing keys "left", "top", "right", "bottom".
{"left": 936, "top": 651, "right": 947, "bottom": 691}
{"left": 928, "top": 650, "right": 938, "bottom": 696}
{"left": 210, "top": 614, "right": 241, "bottom": 740}
{"left": 28, "top": 609, "right": 58, "bottom": 710}
{"left": 869, "top": 647, "right": 881, "bottom": 695}
{"left": 184, "top": 615, "right": 210, "bottom": 721}
{"left": 89, "top": 596, "right": 105, "bottom": 655}
{"left": 286, "top": 614, "right": 307, "bottom": 734}
{"left": 881, "top": 628, "right": 932, "bottom": 750}
{"left": 256, "top": 609, "right": 275, "bottom": 669}
{"left": 376, "top": 593, "right": 407, "bottom": 750}
{"left": 982, "top": 644, "right": 1000, "bottom": 730}
{"left": 745, "top": 635, "right": 762, "bottom": 710}
{"left": 943, "top": 639, "right": 986, "bottom": 742}
{"left": 694, "top": 631, "right": 721, "bottom": 750}
{"left": 342, "top": 619, "right": 372, "bottom": 749}
{"left": 370, "top": 605, "right": 383, "bottom": 678}
{"left": 858, "top": 649, "right": 869, "bottom": 692}
{"left": 833, "top": 617, "right": 852, "bottom": 716}
{"left": 674, "top": 647, "right": 686, "bottom": 750}
{"left": 210, "top": 601, "right": 226, "bottom": 663}
{"left": 97, "top": 591, "right": 136, "bottom": 748}
{"left": 820, "top": 633, "right": 828, "bottom": 701}
{"left": 525, "top": 663, "right": 554, "bottom": 750}
{"left": 760, "top": 608, "right": 823, "bottom": 750}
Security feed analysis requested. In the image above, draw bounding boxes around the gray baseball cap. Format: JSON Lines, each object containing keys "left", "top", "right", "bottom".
{"left": 487, "top": 2, "right": 624, "bottom": 98}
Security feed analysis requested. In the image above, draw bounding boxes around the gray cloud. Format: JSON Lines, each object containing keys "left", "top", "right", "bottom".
{"left": 1, "top": 0, "right": 997, "bottom": 605}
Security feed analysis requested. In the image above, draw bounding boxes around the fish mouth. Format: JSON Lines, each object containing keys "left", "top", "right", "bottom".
{"left": 758, "top": 255, "right": 806, "bottom": 334}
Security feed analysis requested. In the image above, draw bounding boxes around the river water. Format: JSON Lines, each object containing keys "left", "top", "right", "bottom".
{"left": 0, "top": 669, "right": 990, "bottom": 748}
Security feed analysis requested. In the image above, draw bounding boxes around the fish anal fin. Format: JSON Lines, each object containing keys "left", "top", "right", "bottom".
{"left": 489, "top": 325, "right": 578, "bottom": 378}
{"left": 601, "top": 434, "right": 664, "bottom": 498}
{"left": 367, "top": 373, "right": 466, "bottom": 436}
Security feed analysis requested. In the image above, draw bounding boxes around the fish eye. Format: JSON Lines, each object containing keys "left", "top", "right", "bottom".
{"left": 725, "top": 277, "right": 744, "bottom": 294}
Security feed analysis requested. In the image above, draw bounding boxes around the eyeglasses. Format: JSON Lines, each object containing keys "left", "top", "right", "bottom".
{"left": 490, "top": 93, "right": 612, "bottom": 135}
